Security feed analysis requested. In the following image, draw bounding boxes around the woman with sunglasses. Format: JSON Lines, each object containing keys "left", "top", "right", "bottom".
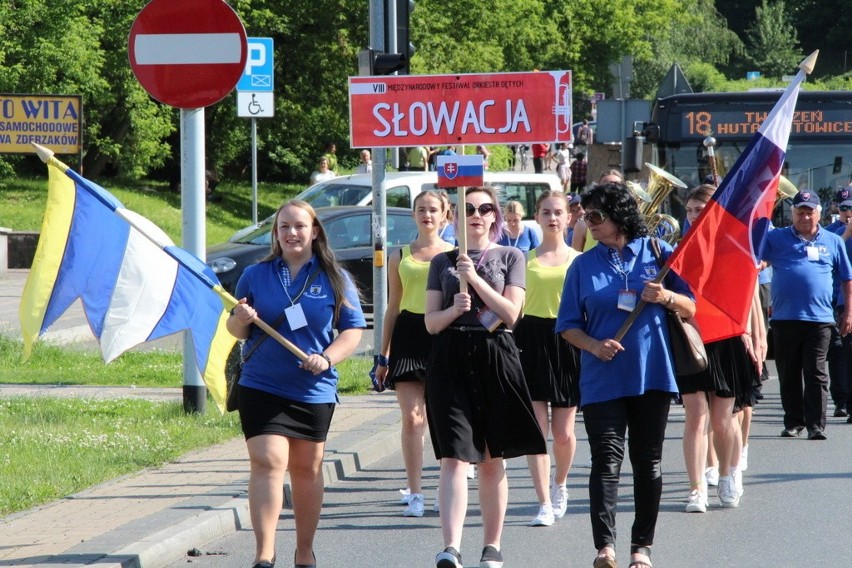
{"left": 556, "top": 182, "right": 695, "bottom": 568}
{"left": 425, "top": 186, "right": 545, "bottom": 568}
{"left": 571, "top": 170, "right": 626, "bottom": 252}
{"left": 514, "top": 190, "right": 581, "bottom": 527}
{"left": 374, "top": 191, "right": 454, "bottom": 518}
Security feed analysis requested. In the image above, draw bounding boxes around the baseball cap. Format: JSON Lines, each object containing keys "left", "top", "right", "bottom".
{"left": 835, "top": 187, "right": 852, "bottom": 204}
{"left": 792, "top": 191, "right": 820, "bottom": 208}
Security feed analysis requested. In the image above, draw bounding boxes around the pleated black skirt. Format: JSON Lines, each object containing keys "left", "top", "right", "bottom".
{"left": 386, "top": 310, "right": 432, "bottom": 389}
{"left": 426, "top": 327, "right": 547, "bottom": 463}
{"left": 676, "top": 336, "right": 755, "bottom": 408}
{"left": 514, "top": 315, "right": 580, "bottom": 407}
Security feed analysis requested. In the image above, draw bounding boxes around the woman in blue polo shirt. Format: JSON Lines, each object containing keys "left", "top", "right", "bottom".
{"left": 228, "top": 200, "right": 366, "bottom": 568}
{"left": 556, "top": 182, "right": 695, "bottom": 568}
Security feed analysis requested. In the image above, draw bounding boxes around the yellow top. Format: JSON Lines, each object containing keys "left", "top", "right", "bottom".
{"left": 399, "top": 243, "right": 453, "bottom": 314}
{"left": 584, "top": 229, "right": 597, "bottom": 251}
{"left": 524, "top": 248, "right": 579, "bottom": 318}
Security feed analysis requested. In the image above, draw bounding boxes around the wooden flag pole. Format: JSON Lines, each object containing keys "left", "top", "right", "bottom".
{"left": 457, "top": 186, "right": 468, "bottom": 294}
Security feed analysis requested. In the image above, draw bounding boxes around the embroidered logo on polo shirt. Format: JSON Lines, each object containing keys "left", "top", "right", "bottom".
{"left": 305, "top": 283, "right": 328, "bottom": 299}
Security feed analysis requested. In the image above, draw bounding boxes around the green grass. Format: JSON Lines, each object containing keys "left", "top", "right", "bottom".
{"left": 0, "top": 335, "right": 374, "bottom": 393}
{"left": 0, "top": 177, "right": 303, "bottom": 246}
{"left": 0, "top": 335, "right": 373, "bottom": 516}
{"left": 0, "top": 396, "right": 242, "bottom": 516}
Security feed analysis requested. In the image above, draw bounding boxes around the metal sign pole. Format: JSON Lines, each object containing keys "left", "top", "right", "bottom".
{"left": 181, "top": 108, "right": 207, "bottom": 413}
{"left": 251, "top": 117, "right": 258, "bottom": 225}
{"left": 370, "top": 0, "right": 387, "bottom": 355}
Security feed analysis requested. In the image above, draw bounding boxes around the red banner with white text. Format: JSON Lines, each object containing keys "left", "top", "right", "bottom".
{"left": 348, "top": 71, "right": 572, "bottom": 148}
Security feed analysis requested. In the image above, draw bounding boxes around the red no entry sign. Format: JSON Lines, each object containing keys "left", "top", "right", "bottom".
{"left": 128, "top": 0, "right": 248, "bottom": 109}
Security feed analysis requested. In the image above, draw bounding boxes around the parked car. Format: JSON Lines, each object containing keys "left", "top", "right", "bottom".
{"left": 229, "top": 171, "right": 561, "bottom": 242}
{"left": 208, "top": 206, "right": 418, "bottom": 311}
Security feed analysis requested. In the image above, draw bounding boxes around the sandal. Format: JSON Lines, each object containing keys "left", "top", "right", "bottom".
{"left": 593, "top": 546, "right": 617, "bottom": 568}
{"left": 628, "top": 545, "right": 652, "bottom": 568}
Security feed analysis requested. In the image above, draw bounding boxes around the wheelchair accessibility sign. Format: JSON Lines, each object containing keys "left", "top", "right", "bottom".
{"left": 237, "top": 37, "right": 274, "bottom": 118}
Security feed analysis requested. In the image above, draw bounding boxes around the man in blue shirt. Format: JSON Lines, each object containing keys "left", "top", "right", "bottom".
{"left": 762, "top": 191, "right": 852, "bottom": 440}
{"left": 825, "top": 186, "right": 852, "bottom": 420}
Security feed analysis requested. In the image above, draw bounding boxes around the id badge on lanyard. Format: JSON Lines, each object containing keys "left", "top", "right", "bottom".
{"left": 807, "top": 245, "right": 819, "bottom": 261}
{"left": 618, "top": 289, "right": 637, "bottom": 312}
{"left": 285, "top": 304, "right": 308, "bottom": 330}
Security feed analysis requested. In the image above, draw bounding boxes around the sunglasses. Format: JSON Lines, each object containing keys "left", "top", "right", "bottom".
{"left": 583, "top": 210, "right": 608, "bottom": 225}
{"left": 465, "top": 202, "right": 496, "bottom": 217}
{"left": 840, "top": 205, "right": 852, "bottom": 212}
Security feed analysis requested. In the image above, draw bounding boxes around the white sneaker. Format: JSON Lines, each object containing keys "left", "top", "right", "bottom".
{"left": 718, "top": 476, "right": 740, "bottom": 508}
{"left": 433, "top": 489, "right": 440, "bottom": 512}
{"left": 550, "top": 481, "right": 569, "bottom": 519}
{"left": 741, "top": 445, "right": 749, "bottom": 471}
{"left": 399, "top": 487, "right": 411, "bottom": 504}
{"left": 467, "top": 463, "right": 476, "bottom": 479}
{"left": 704, "top": 466, "right": 719, "bottom": 487}
{"left": 733, "top": 468, "right": 744, "bottom": 497}
{"left": 685, "top": 489, "right": 707, "bottom": 513}
{"left": 529, "top": 504, "right": 555, "bottom": 526}
{"left": 403, "top": 492, "right": 425, "bottom": 517}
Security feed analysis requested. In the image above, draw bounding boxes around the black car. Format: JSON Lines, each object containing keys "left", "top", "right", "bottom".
{"left": 207, "top": 206, "right": 418, "bottom": 311}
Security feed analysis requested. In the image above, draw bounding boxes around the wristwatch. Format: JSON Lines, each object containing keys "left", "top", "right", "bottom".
{"left": 320, "top": 352, "right": 333, "bottom": 368}
{"left": 666, "top": 292, "right": 675, "bottom": 307}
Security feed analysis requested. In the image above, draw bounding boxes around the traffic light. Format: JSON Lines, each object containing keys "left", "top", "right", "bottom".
{"left": 358, "top": 48, "right": 407, "bottom": 76}
{"left": 395, "top": 0, "right": 415, "bottom": 74}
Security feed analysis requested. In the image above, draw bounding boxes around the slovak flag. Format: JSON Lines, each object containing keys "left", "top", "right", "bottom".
{"left": 665, "top": 52, "right": 817, "bottom": 343}
{"left": 437, "top": 155, "right": 484, "bottom": 188}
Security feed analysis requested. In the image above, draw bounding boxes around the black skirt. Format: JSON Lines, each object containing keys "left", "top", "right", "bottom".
{"left": 238, "top": 385, "right": 335, "bottom": 442}
{"left": 514, "top": 315, "right": 580, "bottom": 407}
{"left": 425, "top": 327, "right": 547, "bottom": 462}
{"left": 676, "top": 336, "right": 755, "bottom": 407}
{"left": 386, "top": 310, "right": 432, "bottom": 389}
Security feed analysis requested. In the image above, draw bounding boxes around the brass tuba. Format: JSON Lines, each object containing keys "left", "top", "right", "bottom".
{"left": 776, "top": 174, "right": 798, "bottom": 206}
{"left": 641, "top": 163, "right": 687, "bottom": 244}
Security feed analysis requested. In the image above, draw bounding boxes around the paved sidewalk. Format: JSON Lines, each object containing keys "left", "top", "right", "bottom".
{"left": 0, "top": 270, "right": 402, "bottom": 567}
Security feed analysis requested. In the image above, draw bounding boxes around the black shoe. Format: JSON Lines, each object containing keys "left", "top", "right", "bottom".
{"left": 252, "top": 557, "right": 275, "bottom": 568}
{"left": 847, "top": 414, "right": 852, "bottom": 424}
{"left": 834, "top": 406, "right": 848, "bottom": 417}
{"left": 480, "top": 545, "right": 504, "bottom": 568}
{"left": 436, "top": 547, "right": 463, "bottom": 568}
{"left": 294, "top": 550, "right": 315, "bottom": 568}
{"left": 780, "top": 426, "right": 804, "bottom": 437}
{"left": 808, "top": 428, "right": 827, "bottom": 440}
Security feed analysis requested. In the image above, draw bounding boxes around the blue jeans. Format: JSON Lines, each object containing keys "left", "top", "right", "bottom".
{"left": 583, "top": 390, "right": 671, "bottom": 551}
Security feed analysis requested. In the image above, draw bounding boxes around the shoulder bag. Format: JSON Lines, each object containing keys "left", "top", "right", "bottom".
{"left": 649, "top": 238, "right": 708, "bottom": 376}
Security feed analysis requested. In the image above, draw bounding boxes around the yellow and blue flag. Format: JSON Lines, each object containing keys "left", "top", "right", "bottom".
{"left": 19, "top": 147, "right": 237, "bottom": 412}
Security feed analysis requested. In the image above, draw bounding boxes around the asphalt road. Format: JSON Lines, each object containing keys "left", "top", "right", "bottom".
{"left": 165, "top": 375, "right": 852, "bottom": 568}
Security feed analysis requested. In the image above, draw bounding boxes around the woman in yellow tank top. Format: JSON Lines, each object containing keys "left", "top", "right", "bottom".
{"left": 514, "top": 190, "right": 582, "bottom": 527}
{"left": 375, "top": 190, "right": 453, "bottom": 518}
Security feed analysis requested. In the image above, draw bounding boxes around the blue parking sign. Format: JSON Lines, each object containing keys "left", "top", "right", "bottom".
{"left": 237, "top": 37, "right": 274, "bottom": 92}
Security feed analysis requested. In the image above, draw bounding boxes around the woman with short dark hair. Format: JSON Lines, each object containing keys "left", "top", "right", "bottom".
{"left": 556, "top": 182, "right": 695, "bottom": 568}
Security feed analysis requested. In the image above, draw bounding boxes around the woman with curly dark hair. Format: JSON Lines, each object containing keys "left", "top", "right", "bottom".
{"left": 556, "top": 182, "right": 696, "bottom": 568}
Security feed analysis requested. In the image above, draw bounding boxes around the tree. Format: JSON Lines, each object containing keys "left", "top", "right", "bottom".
{"left": 744, "top": 0, "right": 801, "bottom": 79}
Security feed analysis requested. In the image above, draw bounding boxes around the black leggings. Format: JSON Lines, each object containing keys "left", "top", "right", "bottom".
{"left": 583, "top": 390, "right": 671, "bottom": 551}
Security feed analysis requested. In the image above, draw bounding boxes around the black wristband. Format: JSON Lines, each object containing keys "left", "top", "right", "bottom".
{"left": 320, "top": 352, "right": 333, "bottom": 368}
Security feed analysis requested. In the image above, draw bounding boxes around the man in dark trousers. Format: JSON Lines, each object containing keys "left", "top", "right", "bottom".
{"left": 762, "top": 191, "right": 852, "bottom": 440}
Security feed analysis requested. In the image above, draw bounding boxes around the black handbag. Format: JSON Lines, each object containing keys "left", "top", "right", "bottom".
{"left": 649, "top": 239, "right": 708, "bottom": 376}
{"left": 225, "top": 311, "right": 287, "bottom": 412}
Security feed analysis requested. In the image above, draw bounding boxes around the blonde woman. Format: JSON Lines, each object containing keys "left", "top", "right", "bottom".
{"left": 498, "top": 200, "right": 540, "bottom": 252}
{"left": 515, "top": 190, "right": 581, "bottom": 527}
{"left": 228, "top": 200, "right": 366, "bottom": 568}
{"left": 375, "top": 191, "right": 454, "bottom": 517}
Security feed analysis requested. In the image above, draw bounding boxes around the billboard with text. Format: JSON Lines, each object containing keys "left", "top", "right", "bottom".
{"left": 349, "top": 71, "right": 572, "bottom": 148}
{"left": 0, "top": 94, "right": 82, "bottom": 155}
